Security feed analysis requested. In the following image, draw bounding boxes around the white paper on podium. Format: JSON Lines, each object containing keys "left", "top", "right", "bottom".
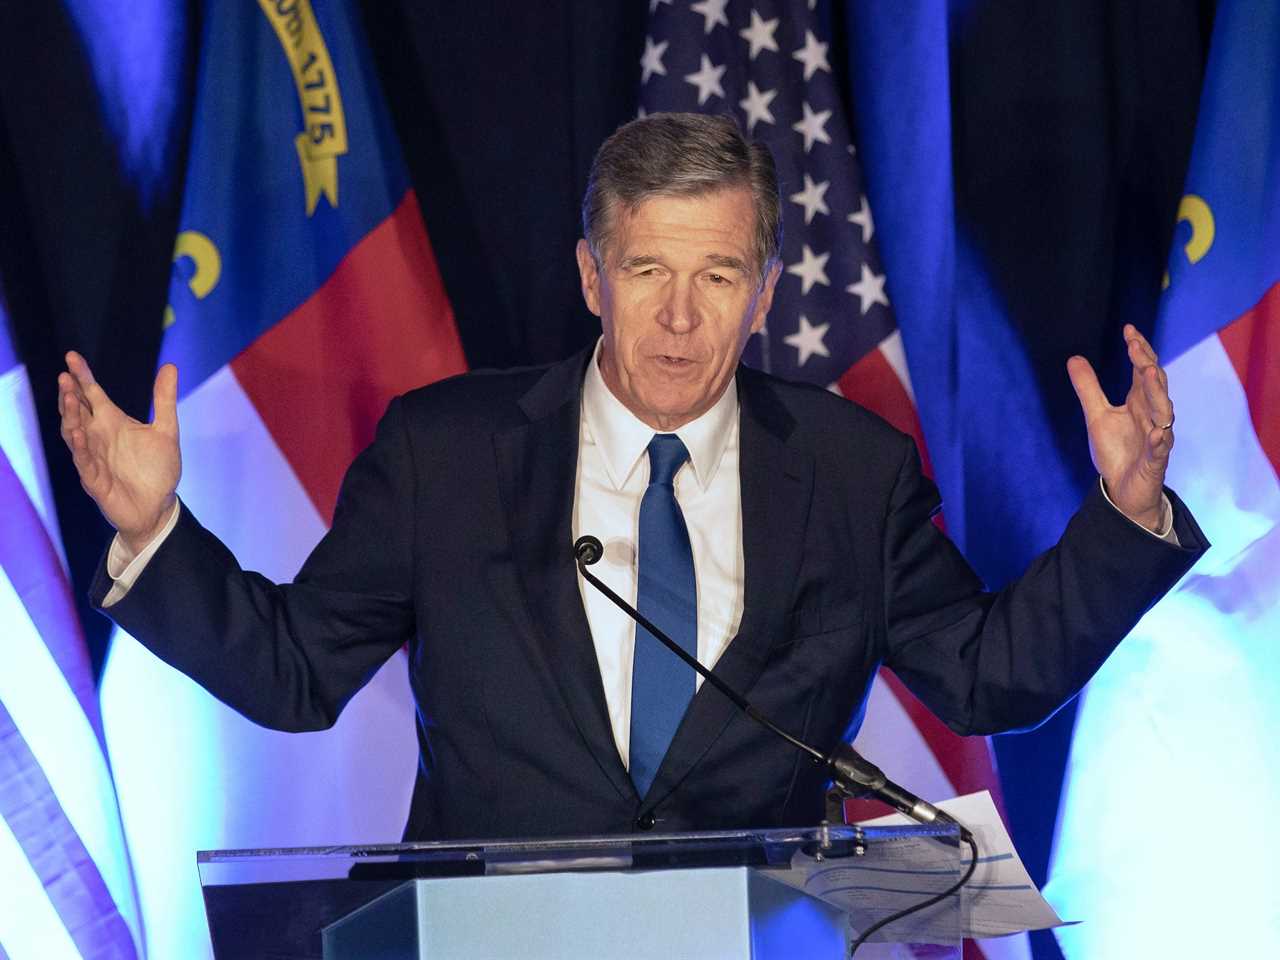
{"left": 777, "top": 790, "right": 1070, "bottom": 941}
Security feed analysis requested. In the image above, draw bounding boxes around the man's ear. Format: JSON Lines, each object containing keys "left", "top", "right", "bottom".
{"left": 749, "top": 259, "right": 783, "bottom": 335}
{"left": 576, "top": 239, "right": 603, "bottom": 317}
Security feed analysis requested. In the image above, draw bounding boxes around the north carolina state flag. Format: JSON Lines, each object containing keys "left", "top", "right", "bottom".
{"left": 99, "top": 2, "right": 465, "bottom": 956}
{"left": 1048, "top": 3, "right": 1280, "bottom": 955}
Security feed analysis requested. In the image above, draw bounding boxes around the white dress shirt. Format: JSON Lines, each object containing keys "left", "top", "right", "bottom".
{"left": 574, "top": 340, "right": 746, "bottom": 770}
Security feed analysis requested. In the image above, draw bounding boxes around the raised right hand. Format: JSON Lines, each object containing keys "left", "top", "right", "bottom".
{"left": 58, "top": 351, "right": 182, "bottom": 555}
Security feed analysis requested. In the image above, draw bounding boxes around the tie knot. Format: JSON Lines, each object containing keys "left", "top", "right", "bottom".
{"left": 646, "top": 434, "right": 689, "bottom": 487}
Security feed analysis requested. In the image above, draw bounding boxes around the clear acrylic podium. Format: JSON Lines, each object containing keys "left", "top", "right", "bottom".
{"left": 197, "top": 824, "right": 964, "bottom": 959}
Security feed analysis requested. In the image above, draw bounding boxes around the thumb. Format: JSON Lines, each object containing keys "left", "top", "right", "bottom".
{"left": 152, "top": 364, "right": 179, "bottom": 433}
{"left": 1066, "top": 355, "right": 1108, "bottom": 421}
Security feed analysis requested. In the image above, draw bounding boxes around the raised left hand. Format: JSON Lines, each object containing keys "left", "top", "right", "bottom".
{"left": 1067, "top": 324, "right": 1174, "bottom": 532}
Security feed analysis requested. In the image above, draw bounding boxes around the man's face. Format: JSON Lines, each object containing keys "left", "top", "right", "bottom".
{"left": 576, "top": 187, "right": 780, "bottom": 431}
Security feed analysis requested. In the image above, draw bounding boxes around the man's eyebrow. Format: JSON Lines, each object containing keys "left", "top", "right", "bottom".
{"left": 616, "top": 253, "right": 751, "bottom": 273}
{"left": 704, "top": 254, "right": 750, "bottom": 274}
{"left": 618, "top": 254, "right": 662, "bottom": 270}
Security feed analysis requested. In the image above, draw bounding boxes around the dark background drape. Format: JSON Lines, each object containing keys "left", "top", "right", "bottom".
{"left": 0, "top": 3, "right": 1213, "bottom": 957}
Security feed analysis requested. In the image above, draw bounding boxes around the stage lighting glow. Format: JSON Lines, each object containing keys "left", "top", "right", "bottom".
{"left": 1046, "top": 338, "right": 1280, "bottom": 957}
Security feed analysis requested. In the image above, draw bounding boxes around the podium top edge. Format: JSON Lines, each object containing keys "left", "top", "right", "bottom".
{"left": 196, "top": 822, "right": 960, "bottom": 863}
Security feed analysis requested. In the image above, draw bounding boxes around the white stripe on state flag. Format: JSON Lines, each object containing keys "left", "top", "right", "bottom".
{"left": 1162, "top": 333, "right": 1280, "bottom": 563}
{"left": 854, "top": 678, "right": 956, "bottom": 806}
{"left": 1046, "top": 331, "right": 1280, "bottom": 957}
{"left": 0, "top": 365, "right": 65, "bottom": 565}
{"left": 0, "top": 568, "right": 140, "bottom": 944}
{"left": 0, "top": 363, "right": 142, "bottom": 952}
{"left": 0, "top": 815, "right": 82, "bottom": 960}
{"left": 100, "top": 364, "right": 417, "bottom": 960}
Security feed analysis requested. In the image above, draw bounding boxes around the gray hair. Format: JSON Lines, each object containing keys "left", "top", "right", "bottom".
{"left": 581, "top": 112, "right": 782, "bottom": 281}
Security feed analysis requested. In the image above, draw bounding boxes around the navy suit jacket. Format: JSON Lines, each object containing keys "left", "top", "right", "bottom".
{"left": 94, "top": 348, "right": 1207, "bottom": 840}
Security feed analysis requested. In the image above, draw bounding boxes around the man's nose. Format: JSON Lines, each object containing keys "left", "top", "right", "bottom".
{"left": 659, "top": 277, "right": 698, "bottom": 332}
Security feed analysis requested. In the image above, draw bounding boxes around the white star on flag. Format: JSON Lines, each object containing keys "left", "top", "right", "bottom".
{"left": 847, "top": 195, "right": 874, "bottom": 242}
{"left": 640, "top": 37, "right": 668, "bottom": 84}
{"left": 784, "top": 314, "right": 831, "bottom": 366}
{"left": 684, "top": 54, "right": 726, "bottom": 105}
{"left": 792, "top": 101, "right": 832, "bottom": 152}
{"left": 786, "top": 244, "right": 830, "bottom": 295}
{"left": 792, "top": 29, "right": 831, "bottom": 82}
{"left": 789, "top": 174, "right": 830, "bottom": 224}
{"left": 738, "top": 81, "right": 777, "bottom": 132}
{"left": 846, "top": 262, "right": 889, "bottom": 314}
{"left": 690, "top": 0, "right": 729, "bottom": 34}
{"left": 739, "top": 10, "right": 780, "bottom": 59}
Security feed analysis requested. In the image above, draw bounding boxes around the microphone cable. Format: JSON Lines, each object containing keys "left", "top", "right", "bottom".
{"left": 848, "top": 830, "right": 978, "bottom": 956}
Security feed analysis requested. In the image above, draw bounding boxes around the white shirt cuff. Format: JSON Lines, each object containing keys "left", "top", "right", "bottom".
{"left": 1098, "top": 477, "right": 1179, "bottom": 545}
{"left": 102, "top": 500, "right": 182, "bottom": 607}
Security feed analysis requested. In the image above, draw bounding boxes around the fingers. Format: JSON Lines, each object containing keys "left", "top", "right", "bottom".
{"left": 152, "top": 364, "right": 179, "bottom": 433}
{"left": 1124, "top": 325, "right": 1175, "bottom": 467}
{"left": 58, "top": 382, "right": 100, "bottom": 490}
{"left": 1123, "top": 325, "right": 1173, "bottom": 429}
{"left": 58, "top": 368, "right": 90, "bottom": 420}
{"left": 1124, "top": 325, "right": 1166, "bottom": 385}
{"left": 1145, "top": 419, "right": 1175, "bottom": 475}
{"left": 1141, "top": 364, "right": 1174, "bottom": 429}
{"left": 64, "top": 350, "right": 115, "bottom": 417}
{"left": 57, "top": 371, "right": 90, "bottom": 446}
{"left": 58, "top": 354, "right": 110, "bottom": 494}
{"left": 1066, "top": 355, "right": 1109, "bottom": 420}
{"left": 1123, "top": 323, "right": 1157, "bottom": 362}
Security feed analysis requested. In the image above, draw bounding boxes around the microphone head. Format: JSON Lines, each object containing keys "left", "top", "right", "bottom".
{"left": 574, "top": 535, "right": 604, "bottom": 565}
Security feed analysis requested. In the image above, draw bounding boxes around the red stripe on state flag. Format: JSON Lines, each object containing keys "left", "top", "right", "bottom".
{"left": 231, "top": 190, "right": 466, "bottom": 522}
{"left": 1217, "top": 280, "right": 1280, "bottom": 476}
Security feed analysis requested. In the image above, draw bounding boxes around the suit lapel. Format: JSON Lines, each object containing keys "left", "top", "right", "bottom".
{"left": 492, "top": 350, "right": 637, "bottom": 805}
{"left": 644, "top": 369, "right": 814, "bottom": 806}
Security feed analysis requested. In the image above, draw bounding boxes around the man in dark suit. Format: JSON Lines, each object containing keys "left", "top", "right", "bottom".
{"left": 58, "top": 114, "right": 1206, "bottom": 841}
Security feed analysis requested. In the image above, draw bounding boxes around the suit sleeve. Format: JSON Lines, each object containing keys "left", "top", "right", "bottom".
{"left": 90, "top": 397, "right": 417, "bottom": 732}
{"left": 879, "top": 435, "right": 1208, "bottom": 735}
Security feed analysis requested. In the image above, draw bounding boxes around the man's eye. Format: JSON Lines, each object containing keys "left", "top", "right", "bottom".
{"left": 707, "top": 273, "right": 730, "bottom": 285}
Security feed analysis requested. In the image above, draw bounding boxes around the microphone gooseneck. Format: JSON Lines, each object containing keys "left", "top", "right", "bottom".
{"left": 573, "top": 536, "right": 825, "bottom": 764}
{"left": 571, "top": 535, "right": 970, "bottom": 842}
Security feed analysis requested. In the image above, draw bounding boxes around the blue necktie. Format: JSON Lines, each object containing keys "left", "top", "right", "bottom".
{"left": 630, "top": 433, "right": 698, "bottom": 798}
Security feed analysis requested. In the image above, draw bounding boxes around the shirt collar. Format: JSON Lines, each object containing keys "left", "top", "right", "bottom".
{"left": 582, "top": 337, "right": 738, "bottom": 492}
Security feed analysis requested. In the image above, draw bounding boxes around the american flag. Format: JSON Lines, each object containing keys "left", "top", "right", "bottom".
{"left": 0, "top": 309, "right": 141, "bottom": 957}
{"left": 643, "top": 0, "right": 895, "bottom": 388}
{"left": 642, "top": 5, "right": 1023, "bottom": 957}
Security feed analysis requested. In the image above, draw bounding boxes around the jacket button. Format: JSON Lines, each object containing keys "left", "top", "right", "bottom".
{"left": 635, "top": 812, "right": 656, "bottom": 830}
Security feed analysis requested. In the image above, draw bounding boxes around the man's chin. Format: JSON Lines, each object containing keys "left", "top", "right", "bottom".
{"left": 636, "top": 390, "right": 714, "bottom": 430}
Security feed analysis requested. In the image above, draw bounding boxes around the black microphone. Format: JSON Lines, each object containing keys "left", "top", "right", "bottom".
{"left": 572, "top": 534, "right": 970, "bottom": 840}
{"left": 828, "top": 743, "right": 963, "bottom": 831}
